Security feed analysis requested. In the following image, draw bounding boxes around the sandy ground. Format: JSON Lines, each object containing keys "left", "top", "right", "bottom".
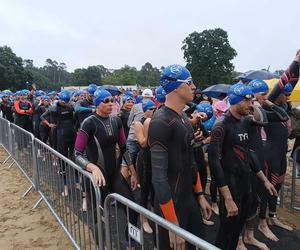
{"left": 0, "top": 147, "right": 74, "bottom": 250}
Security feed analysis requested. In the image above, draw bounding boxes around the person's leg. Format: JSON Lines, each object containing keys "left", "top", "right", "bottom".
{"left": 268, "top": 155, "right": 293, "bottom": 231}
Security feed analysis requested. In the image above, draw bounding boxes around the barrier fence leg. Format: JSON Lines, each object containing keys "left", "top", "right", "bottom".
{"left": 2, "top": 155, "right": 11, "bottom": 164}
{"left": 22, "top": 185, "right": 33, "bottom": 198}
{"left": 32, "top": 197, "right": 43, "bottom": 209}
{"left": 8, "top": 160, "right": 15, "bottom": 168}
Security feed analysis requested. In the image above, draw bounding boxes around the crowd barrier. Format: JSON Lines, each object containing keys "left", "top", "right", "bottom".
{"left": 291, "top": 147, "right": 300, "bottom": 211}
{"left": 104, "top": 193, "right": 219, "bottom": 250}
{"left": 1, "top": 115, "right": 300, "bottom": 249}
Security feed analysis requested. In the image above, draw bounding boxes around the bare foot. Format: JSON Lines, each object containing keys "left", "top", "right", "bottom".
{"left": 258, "top": 223, "right": 279, "bottom": 241}
{"left": 244, "top": 235, "right": 269, "bottom": 250}
{"left": 211, "top": 203, "right": 219, "bottom": 215}
{"left": 236, "top": 238, "right": 247, "bottom": 250}
{"left": 268, "top": 217, "right": 293, "bottom": 231}
{"left": 143, "top": 219, "right": 153, "bottom": 234}
{"left": 203, "top": 218, "right": 214, "bottom": 226}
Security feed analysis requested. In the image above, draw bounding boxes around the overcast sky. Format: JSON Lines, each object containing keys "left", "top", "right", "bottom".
{"left": 0, "top": 0, "right": 299, "bottom": 73}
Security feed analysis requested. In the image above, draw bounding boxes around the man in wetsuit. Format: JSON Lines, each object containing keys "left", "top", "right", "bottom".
{"left": 148, "top": 64, "right": 211, "bottom": 250}
{"left": 208, "top": 83, "right": 276, "bottom": 250}
{"left": 75, "top": 84, "right": 97, "bottom": 125}
{"left": 258, "top": 51, "right": 300, "bottom": 233}
{"left": 74, "top": 89, "right": 138, "bottom": 247}
{"left": 13, "top": 89, "right": 33, "bottom": 132}
{"left": 0, "top": 93, "right": 14, "bottom": 122}
{"left": 31, "top": 90, "right": 44, "bottom": 139}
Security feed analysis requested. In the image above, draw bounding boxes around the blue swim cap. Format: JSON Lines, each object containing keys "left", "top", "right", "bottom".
{"left": 34, "top": 90, "right": 44, "bottom": 97}
{"left": 195, "top": 103, "right": 214, "bottom": 120}
{"left": 142, "top": 99, "right": 156, "bottom": 112}
{"left": 87, "top": 84, "right": 97, "bottom": 95}
{"left": 42, "top": 95, "right": 50, "bottom": 101}
{"left": 248, "top": 80, "right": 269, "bottom": 94}
{"left": 59, "top": 90, "right": 71, "bottom": 103}
{"left": 124, "top": 91, "right": 133, "bottom": 97}
{"left": 135, "top": 95, "right": 143, "bottom": 104}
{"left": 155, "top": 86, "right": 166, "bottom": 103}
{"left": 20, "top": 89, "right": 30, "bottom": 96}
{"left": 160, "top": 64, "right": 192, "bottom": 94}
{"left": 93, "top": 89, "right": 112, "bottom": 107}
{"left": 123, "top": 95, "right": 135, "bottom": 104}
{"left": 282, "top": 83, "right": 293, "bottom": 95}
{"left": 203, "top": 116, "right": 217, "bottom": 131}
{"left": 228, "top": 83, "right": 254, "bottom": 105}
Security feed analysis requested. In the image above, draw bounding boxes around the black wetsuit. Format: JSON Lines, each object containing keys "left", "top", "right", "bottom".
{"left": 208, "top": 110, "right": 266, "bottom": 250}
{"left": 74, "top": 114, "right": 137, "bottom": 243}
{"left": 149, "top": 105, "right": 204, "bottom": 250}
{"left": 32, "top": 99, "right": 43, "bottom": 139}
{"left": 75, "top": 98, "right": 95, "bottom": 125}
{"left": 119, "top": 108, "right": 131, "bottom": 139}
{"left": 39, "top": 105, "right": 51, "bottom": 143}
{"left": 14, "top": 100, "right": 33, "bottom": 132}
{"left": 193, "top": 121, "right": 210, "bottom": 191}
{"left": 0, "top": 100, "right": 14, "bottom": 122}
{"left": 136, "top": 117, "right": 154, "bottom": 209}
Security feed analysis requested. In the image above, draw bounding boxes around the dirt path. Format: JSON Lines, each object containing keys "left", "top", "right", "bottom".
{"left": 0, "top": 147, "right": 73, "bottom": 250}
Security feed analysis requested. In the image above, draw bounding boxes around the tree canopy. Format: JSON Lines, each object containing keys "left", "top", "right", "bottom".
{"left": 182, "top": 28, "right": 237, "bottom": 88}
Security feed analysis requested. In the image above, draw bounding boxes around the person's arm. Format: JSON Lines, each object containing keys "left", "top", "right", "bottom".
{"left": 74, "top": 119, "right": 106, "bottom": 186}
{"left": 75, "top": 101, "right": 94, "bottom": 114}
{"left": 13, "top": 101, "right": 24, "bottom": 115}
{"left": 127, "top": 105, "right": 136, "bottom": 128}
{"left": 208, "top": 123, "right": 238, "bottom": 217}
{"left": 268, "top": 50, "right": 300, "bottom": 102}
{"left": 134, "top": 121, "right": 147, "bottom": 148}
{"left": 149, "top": 118, "right": 179, "bottom": 223}
{"left": 263, "top": 100, "right": 289, "bottom": 122}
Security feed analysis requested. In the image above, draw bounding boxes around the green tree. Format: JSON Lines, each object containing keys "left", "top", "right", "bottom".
{"left": 0, "top": 46, "right": 31, "bottom": 90}
{"left": 103, "top": 65, "right": 138, "bottom": 85}
{"left": 71, "top": 65, "right": 110, "bottom": 85}
{"left": 137, "top": 62, "right": 160, "bottom": 87}
{"left": 182, "top": 28, "right": 237, "bottom": 87}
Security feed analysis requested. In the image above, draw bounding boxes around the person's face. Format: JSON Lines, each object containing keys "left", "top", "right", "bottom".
{"left": 58, "top": 100, "right": 66, "bottom": 106}
{"left": 275, "top": 93, "right": 289, "bottom": 105}
{"left": 133, "top": 90, "right": 138, "bottom": 97}
{"left": 97, "top": 96, "right": 113, "bottom": 115}
{"left": 2, "top": 96, "right": 9, "bottom": 102}
{"left": 124, "top": 100, "right": 135, "bottom": 110}
{"left": 82, "top": 91, "right": 88, "bottom": 99}
{"left": 175, "top": 77, "right": 196, "bottom": 103}
{"left": 43, "top": 100, "right": 50, "bottom": 107}
{"left": 236, "top": 98, "right": 252, "bottom": 116}
{"left": 255, "top": 93, "right": 268, "bottom": 105}
{"left": 144, "top": 107, "right": 155, "bottom": 118}
{"left": 87, "top": 94, "right": 93, "bottom": 102}
{"left": 20, "top": 95, "right": 27, "bottom": 101}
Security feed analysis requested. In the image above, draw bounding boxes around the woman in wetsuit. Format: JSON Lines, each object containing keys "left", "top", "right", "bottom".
{"left": 74, "top": 89, "right": 138, "bottom": 247}
{"left": 134, "top": 99, "right": 156, "bottom": 234}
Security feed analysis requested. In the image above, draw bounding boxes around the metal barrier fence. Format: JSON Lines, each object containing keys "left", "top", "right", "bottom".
{"left": 104, "top": 193, "right": 219, "bottom": 250}
{"left": 34, "top": 138, "right": 104, "bottom": 250}
{"left": 0, "top": 117, "right": 12, "bottom": 159}
{"left": 291, "top": 146, "right": 300, "bottom": 211}
{"left": 9, "top": 122, "right": 37, "bottom": 196}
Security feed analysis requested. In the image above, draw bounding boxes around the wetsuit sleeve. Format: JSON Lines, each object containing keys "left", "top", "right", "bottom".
{"left": 247, "top": 106, "right": 268, "bottom": 127}
{"left": 268, "top": 60, "right": 299, "bottom": 102}
{"left": 264, "top": 104, "right": 289, "bottom": 122}
{"left": 75, "top": 101, "right": 93, "bottom": 113}
{"left": 14, "top": 101, "right": 23, "bottom": 115}
{"left": 74, "top": 130, "right": 90, "bottom": 169}
{"left": 249, "top": 149, "right": 261, "bottom": 173}
{"left": 127, "top": 105, "right": 135, "bottom": 128}
{"left": 193, "top": 171, "right": 203, "bottom": 195}
{"left": 40, "top": 109, "right": 50, "bottom": 121}
{"left": 208, "top": 122, "right": 227, "bottom": 188}
{"left": 199, "top": 122, "right": 210, "bottom": 138}
{"left": 149, "top": 118, "right": 178, "bottom": 223}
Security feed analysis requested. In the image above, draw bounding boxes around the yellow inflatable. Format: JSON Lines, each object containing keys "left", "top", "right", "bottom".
{"left": 265, "top": 78, "right": 300, "bottom": 101}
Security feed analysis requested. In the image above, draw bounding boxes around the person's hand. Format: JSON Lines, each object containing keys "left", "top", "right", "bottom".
{"left": 194, "top": 129, "right": 204, "bottom": 141}
{"left": 92, "top": 109, "right": 96, "bottom": 113}
{"left": 48, "top": 123, "right": 56, "bottom": 128}
{"left": 264, "top": 180, "right": 278, "bottom": 196}
{"left": 198, "top": 195, "right": 212, "bottom": 220}
{"left": 130, "top": 172, "right": 138, "bottom": 191}
{"left": 88, "top": 164, "right": 106, "bottom": 187}
{"left": 197, "top": 112, "right": 207, "bottom": 121}
{"left": 32, "top": 83, "right": 37, "bottom": 91}
{"left": 295, "top": 50, "right": 300, "bottom": 63}
{"left": 225, "top": 197, "right": 238, "bottom": 217}
{"left": 168, "top": 228, "right": 185, "bottom": 250}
